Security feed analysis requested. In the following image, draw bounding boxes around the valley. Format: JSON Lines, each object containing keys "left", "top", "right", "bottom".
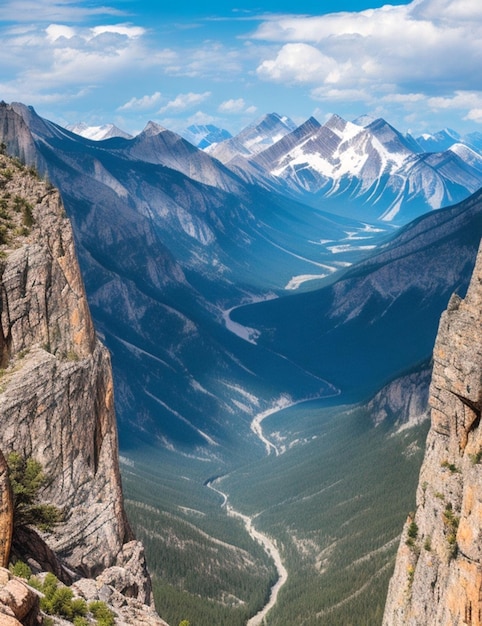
{"left": 1, "top": 101, "right": 482, "bottom": 625}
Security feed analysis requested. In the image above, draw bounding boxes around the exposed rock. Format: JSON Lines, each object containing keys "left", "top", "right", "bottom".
{"left": 71, "top": 540, "right": 164, "bottom": 623}
{"left": 0, "top": 453, "right": 13, "bottom": 569}
{"left": 383, "top": 240, "right": 482, "bottom": 624}
{"left": 0, "top": 152, "right": 165, "bottom": 622}
{"left": 0, "top": 153, "right": 131, "bottom": 577}
{"left": 0, "top": 568, "right": 39, "bottom": 626}
{"left": 367, "top": 364, "right": 431, "bottom": 429}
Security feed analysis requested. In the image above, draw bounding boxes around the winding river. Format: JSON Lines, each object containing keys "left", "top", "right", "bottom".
{"left": 206, "top": 477, "right": 288, "bottom": 626}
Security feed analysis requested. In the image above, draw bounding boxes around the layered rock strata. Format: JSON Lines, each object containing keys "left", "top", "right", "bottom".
{"left": 383, "top": 240, "right": 482, "bottom": 625}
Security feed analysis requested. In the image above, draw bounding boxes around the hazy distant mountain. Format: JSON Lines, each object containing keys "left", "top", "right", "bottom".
{"left": 207, "top": 112, "right": 296, "bottom": 163}
{"left": 66, "top": 122, "right": 132, "bottom": 140}
{"left": 182, "top": 124, "right": 232, "bottom": 149}
{"left": 412, "top": 128, "right": 482, "bottom": 154}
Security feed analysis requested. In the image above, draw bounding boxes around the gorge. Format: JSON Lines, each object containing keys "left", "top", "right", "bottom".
{"left": 0, "top": 99, "right": 482, "bottom": 625}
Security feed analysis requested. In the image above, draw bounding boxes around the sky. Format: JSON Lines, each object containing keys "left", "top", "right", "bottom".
{"left": 1, "top": 0, "right": 482, "bottom": 138}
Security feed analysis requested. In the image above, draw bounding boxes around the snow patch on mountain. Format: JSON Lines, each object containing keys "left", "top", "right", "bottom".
{"left": 66, "top": 122, "right": 132, "bottom": 140}
{"left": 285, "top": 274, "right": 332, "bottom": 290}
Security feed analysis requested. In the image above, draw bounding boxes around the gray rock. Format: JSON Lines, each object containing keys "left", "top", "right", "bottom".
{"left": 383, "top": 240, "right": 482, "bottom": 624}
{"left": 0, "top": 152, "right": 166, "bottom": 623}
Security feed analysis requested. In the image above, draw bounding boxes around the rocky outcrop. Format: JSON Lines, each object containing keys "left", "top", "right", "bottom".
{"left": 0, "top": 151, "right": 162, "bottom": 620}
{"left": 0, "top": 568, "right": 39, "bottom": 626}
{"left": 383, "top": 240, "right": 482, "bottom": 625}
{"left": 0, "top": 151, "right": 132, "bottom": 576}
{"left": 367, "top": 364, "right": 431, "bottom": 429}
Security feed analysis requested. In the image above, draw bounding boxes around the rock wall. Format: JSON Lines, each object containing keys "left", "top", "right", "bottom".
{"left": 0, "top": 150, "right": 165, "bottom": 624}
{"left": 0, "top": 153, "right": 133, "bottom": 578}
{"left": 383, "top": 240, "right": 482, "bottom": 625}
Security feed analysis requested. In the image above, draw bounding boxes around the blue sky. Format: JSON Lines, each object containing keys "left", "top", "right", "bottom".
{"left": 1, "top": 0, "right": 482, "bottom": 137}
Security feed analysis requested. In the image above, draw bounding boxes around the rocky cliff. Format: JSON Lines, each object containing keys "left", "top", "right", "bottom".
{"left": 0, "top": 151, "right": 167, "bottom": 624}
{"left": 383, "top": 239, "right": 482, "bottom": 625}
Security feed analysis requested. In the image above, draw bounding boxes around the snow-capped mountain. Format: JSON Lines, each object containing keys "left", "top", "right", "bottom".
{"left": 413, "top": 128, "right": 462, "bottom": 153}
{"left": 66, "top": 122, "right": 132, "bottom": 140}
{"left": 223, "top": 114, "right": 482, "bottom": 222}
{"left": 412, "top": 128, "right": 482, "bottom": 155}
{"left": 207, "top": 112, "right": 296, "bottom": 163}
{"left": 182, "top": 124, "right": 232, "bottom": 149}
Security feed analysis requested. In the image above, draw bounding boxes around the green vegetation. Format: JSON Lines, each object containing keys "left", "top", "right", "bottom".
{"left": 8, "top": 567, "right": 113, "bottom": 626}
{"left": 406, "top": 520, "right": 419, "bottom": 549}
{"left": 9, "top": 559, "right": 32, "bottom": 578}
{"left": 470, "top": 449, "right": 482, "bottom": 464}
{"left": 122, "top": 403, "right": 428, "bottom": 626}
{"left": 441, "top": 460, "right": 459, "bottom": 473}
{"left": 7, "top": 451, "right": 62, "bottom": 532}
{"left": 0, "top": 154, "right": 40, "bottom": 243}
{"left": 88, "top": 600, "right": 116, "bottom": 626}
{"left": 442, "top": 502, "right": 459, "bottom": 559}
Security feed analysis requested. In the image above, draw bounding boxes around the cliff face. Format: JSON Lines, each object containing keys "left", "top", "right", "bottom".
{"left": 0, "top": 151, "right": 132, "bottom": 574}
{"left": 383, "top": 240, "right": 482, "bottom": 625}
{"left": 0, "top": 152, "right": 167, "bottom": 624}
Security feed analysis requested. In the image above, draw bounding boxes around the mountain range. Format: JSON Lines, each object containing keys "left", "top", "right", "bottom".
{"left": 68, "top": 111, "right": 482, "bottom": 223}
{"left": 1, "top": 101, "right": 481, "bottom": 459}
{"left": 2, "top": 100, "right": 482, "bottom": 625}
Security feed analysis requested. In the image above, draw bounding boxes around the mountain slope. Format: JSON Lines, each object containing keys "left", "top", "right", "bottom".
{"left": 0, "top": 102, "right": 386, "bottom": 457}
{"left": 66, "top": 122, "right": 133, "bottom": 140}
{"left": 224, "top": 114, "right": 482, "bottom": 222}
{"left": 207, "top": 112, "right": 296, "bottom": 163}
{"left": 231, "top": 189, "right": 482, "bottom": 400}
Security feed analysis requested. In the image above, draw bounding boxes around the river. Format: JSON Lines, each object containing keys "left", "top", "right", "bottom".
{"left": 206, "top": 478, "right": 288, "bottom": 626}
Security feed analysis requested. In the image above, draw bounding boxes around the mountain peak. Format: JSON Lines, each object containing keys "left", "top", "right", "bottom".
{"left": 141, "top": 120, "right": 167, "bottom": 136}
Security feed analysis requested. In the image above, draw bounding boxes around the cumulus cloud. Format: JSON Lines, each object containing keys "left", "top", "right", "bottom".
{"left": 219, "top": 98, "right": 247, "bottom": 113}
{"left": 118, "top": 92, "right": 163, "bottom": 112}
{"left": 158, "top": 92, "right": 211, "bottom": 114}
{"left": 253, "top": 0, "right": 482, "bottom": 107}
{"left": 0, "top": 19, "right": 177, "bottom": 105}
{"left": 257, "top": 43, "right": 348, "bottom": 85}
{"left": 218, "top": 98, "right": 256, "bottom": 115}
{"left": 427, "top": 91, "right": 482, "bottom": 124}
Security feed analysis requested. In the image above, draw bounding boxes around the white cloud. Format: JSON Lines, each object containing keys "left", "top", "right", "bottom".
{"left": 45, "top": 24, "right": 76, "bottom": 41}
{"left": 465, "top": 109, "right": 482, "bottom": 123}
{"left": 428, "top": 91, "right": 482, "bottom": 111}
{"left": 186, "top": 111, "right": 217, "bottom": 125}
{"left": 118, "top": 92, "right": 163, "bottom": 112}
{"left": 426, "top": 91, "right": 482, "bottom": 125}
{"left": 90, "top": 25, "right": 145, "bottom": 40}
{"left": 219, "top": 98, "right": 246, "bottom": 113}
{"left": 0, "top": 20, "right": 176, "bottom": 105}
{"left": 257, "top": 43, "right": 346, "bottom": 84}
{"left": 218, "top": 98, "right": 257, "bottom": 115}
{"left": 158, "top": 92, "right": 211, "bottom": 114}
{"left": 253, "top": 0, "right": 482, "bottom": 107}
{"left": 218, "top": 98, "right": 249, "bottom": 114}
